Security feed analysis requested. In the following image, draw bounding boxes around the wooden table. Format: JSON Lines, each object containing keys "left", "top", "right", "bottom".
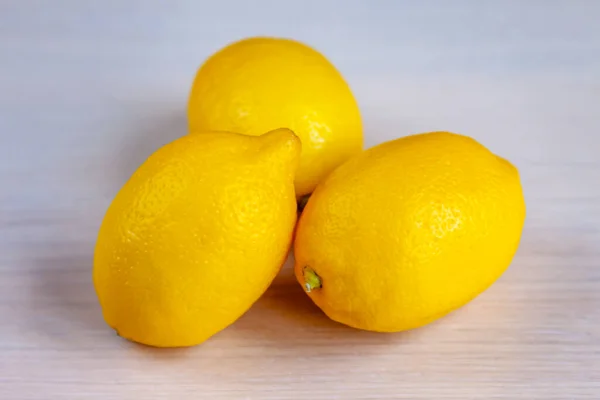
{"left": 1, "top": 2, "right": 599, "bottom": 398}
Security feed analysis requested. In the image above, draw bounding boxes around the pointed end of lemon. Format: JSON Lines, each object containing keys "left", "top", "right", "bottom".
{"left": 259, "top": 128, "right": 301, "bottom": 158}
{"left": 256, "top": 128, "right": 302, "bottom": 177}
{"left": 302, "top": 266, "right": 322, "bottom": 293}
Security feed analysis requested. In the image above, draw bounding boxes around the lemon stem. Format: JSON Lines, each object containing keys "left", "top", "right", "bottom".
{"left": 303, "top": 266, "right": 322, "bottom": 292}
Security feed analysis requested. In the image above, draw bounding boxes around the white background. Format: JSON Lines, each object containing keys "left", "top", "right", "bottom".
{"left": 1, "top": 1, "right": 599, "bottom": 399}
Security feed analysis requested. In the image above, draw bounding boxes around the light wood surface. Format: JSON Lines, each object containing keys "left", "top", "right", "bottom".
{"left": 1, "top": 1, "right": 599, "bottom": 399}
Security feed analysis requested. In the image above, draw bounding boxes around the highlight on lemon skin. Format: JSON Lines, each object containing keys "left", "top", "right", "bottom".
{"left": 187, "top": 36, "right": 364, "bottom": 197}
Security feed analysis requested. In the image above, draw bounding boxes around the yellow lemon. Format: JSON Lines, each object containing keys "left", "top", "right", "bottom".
{"left": 294, "top": 131, "right": 526, "bottom": 332}
{"left": 187, "top": 37, "right": 363, "bottom": 197}
{"left": 94, "top": 129, "right": 300, "bottom": 347}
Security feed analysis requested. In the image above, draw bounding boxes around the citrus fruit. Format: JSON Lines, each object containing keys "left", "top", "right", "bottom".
{"left": 294, "top": 131, "right": 526, "bottom": 332}
{"left": 187, "top": 36, "right": 363, "bottom": 197}
{"left": 94, "top": 128, "right": 301, "bottom": 347}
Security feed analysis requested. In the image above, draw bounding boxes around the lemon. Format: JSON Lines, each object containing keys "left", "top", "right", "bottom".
{"left": 93, "top": 129, "right": 301, "bottom": 347}
{"left": 187, "top": 37, "right": 363, "bottom": 197}
{"left": 294, "top": 131, "right": 526, "bottom": 332}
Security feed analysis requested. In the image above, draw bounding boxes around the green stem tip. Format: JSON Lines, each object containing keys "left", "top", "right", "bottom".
{"left": 303, "top": 266, "right": 322, "bottom": 293}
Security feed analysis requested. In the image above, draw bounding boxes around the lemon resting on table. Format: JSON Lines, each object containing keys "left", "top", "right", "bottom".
{"left": 93, "top": 128, "right": 300, "bottom": 347}
{"left": 187, "top": 36, "right": 363, "bottom": 197}
{"left": 294, "top": 131, "right": 526, "bottom": 332}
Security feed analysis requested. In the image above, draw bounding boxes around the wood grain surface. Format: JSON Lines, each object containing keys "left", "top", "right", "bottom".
{"left": 1, "top": 1, "right": 599, "bottom": 399}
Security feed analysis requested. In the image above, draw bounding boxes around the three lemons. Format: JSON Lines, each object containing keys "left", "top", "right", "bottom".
{"left": 94, "top": 37, "right": 526, "bottom": 347}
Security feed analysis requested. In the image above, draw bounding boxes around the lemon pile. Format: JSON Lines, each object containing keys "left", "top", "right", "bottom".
{"left": 93, "top": 37, "right": 526, "bottom": 347}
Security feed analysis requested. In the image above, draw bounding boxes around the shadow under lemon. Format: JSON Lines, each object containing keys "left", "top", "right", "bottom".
{"left": 212, "top": 252, "right": 426, "bottom": 355}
